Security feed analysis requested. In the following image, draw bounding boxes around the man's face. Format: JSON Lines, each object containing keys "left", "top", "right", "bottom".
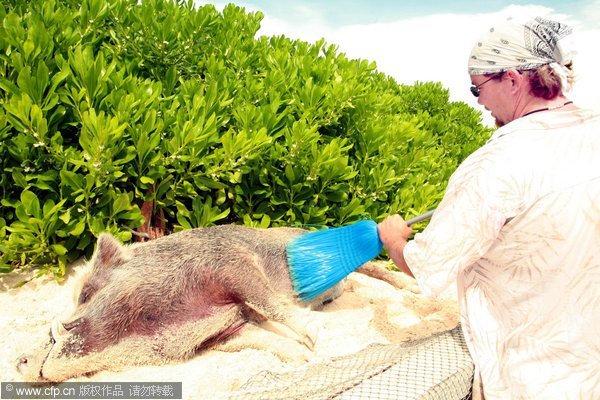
{"left": 470, "top": 74, "right": 512, "bottom": 127}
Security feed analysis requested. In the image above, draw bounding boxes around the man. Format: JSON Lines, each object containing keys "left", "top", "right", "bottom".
{"left": 378, "top": 16, "right": 600, "bottom": 399}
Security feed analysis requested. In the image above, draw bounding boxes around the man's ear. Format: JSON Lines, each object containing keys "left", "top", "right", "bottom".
{"left": 505, "top": 68, "right": 526, "bottom": 93}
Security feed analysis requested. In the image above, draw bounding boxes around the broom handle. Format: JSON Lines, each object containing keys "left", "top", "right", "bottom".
{"left": 405, "top": 209, "right": 436, "bottom": 226}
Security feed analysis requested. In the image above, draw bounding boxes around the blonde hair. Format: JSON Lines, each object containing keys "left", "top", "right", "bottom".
{"left": 523, "top": 62, "right": 574, "bottom": 100}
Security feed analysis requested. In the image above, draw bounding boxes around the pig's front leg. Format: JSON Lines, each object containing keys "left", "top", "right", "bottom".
{"left": 213, "top": 323, "right": 312, "bottom": 362}
{"left": 225, "top": 253, "right": 318, "bottom": 350}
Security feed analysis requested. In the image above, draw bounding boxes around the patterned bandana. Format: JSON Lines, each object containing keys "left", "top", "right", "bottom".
{"left": 468, "top": 16, "right": 575, "bottom": 90}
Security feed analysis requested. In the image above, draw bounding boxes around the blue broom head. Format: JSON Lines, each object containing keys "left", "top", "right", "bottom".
{"left": 286, "top": 219, "right": 383, "bottom": 302}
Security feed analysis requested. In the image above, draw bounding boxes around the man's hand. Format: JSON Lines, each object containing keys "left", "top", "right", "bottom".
{"left": 378, "top": 214, "right": 414, "bottom": 277}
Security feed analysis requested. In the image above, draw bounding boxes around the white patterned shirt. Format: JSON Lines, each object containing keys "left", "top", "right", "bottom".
{"left": 404, "top": 108, "right": 600, "bottom": 399}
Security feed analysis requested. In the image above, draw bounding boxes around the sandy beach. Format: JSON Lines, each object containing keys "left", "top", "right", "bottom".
{"left": 0, "top": 261, "right": 459, "bottom": 399}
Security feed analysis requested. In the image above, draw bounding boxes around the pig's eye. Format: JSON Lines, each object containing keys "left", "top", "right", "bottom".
{"left": 78, "top": 289, "right": 91, "bottom": 304}
{"left": 141, "top": 312, "right": 157, "bottom": 324}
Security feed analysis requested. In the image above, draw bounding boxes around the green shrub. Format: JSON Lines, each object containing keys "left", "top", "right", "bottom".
{"left": 0, "top": 0, "right": 492, "bottom": 279}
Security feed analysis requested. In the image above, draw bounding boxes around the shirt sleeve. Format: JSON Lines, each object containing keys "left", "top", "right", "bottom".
{"left": 404, "top": 145, "right": 510, "bottom": 297}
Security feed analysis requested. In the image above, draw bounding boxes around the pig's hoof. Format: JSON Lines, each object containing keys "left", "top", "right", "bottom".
{"left": 300, "top": 321, "right": 319, "bottom": 350}
{"left": 288, "top": 310, "right": 319, "bottom": 350}
{"left": 282, "top": 344, "right": 312, "bottom": 362}
{"left": 410, "top": 285, "right": 421, "bottom": 294}
{"left": 299, "top": 335, "right": 314, "bottom": 350}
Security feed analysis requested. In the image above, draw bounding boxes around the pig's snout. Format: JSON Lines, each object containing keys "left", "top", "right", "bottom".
{"left": 16, "top": 321, "right": 70, "bottom": 380}
{"left": 16, "top": 353, "right": 44, "bottom": 381}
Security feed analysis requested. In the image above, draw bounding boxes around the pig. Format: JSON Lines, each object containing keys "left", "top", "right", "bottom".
{"left": 17, "top": 224, "right": 416, "bottom": 382}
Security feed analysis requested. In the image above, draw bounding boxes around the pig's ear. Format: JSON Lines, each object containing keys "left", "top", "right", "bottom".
{"left": 93, "top": 233, "right": 129, "bottom": 268}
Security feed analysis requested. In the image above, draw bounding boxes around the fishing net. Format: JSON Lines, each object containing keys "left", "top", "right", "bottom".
{"left": 229, "top": 325, "right": 473, "bottom": 400}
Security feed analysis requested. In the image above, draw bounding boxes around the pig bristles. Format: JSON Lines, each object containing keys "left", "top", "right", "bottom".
{"left": 71, "top": 263, "right": 93, "bottom": 306}
{"left": 70, "top": 238, "right": 134, "bottom": 307}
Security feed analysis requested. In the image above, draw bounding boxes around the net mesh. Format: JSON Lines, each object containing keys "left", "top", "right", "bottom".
{"left": 229, "top": 326, "right": 473, "bottom": 400}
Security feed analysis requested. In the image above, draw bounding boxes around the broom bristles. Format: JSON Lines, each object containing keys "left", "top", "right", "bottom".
{"left": 286, "top": 220, "right": 383, "bottom": 301}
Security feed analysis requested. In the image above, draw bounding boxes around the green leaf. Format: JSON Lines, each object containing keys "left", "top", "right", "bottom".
{"left": 112, "top": 193, "right": 130, "bottom": 216}
{"left": 59, "top": 211, "right": 71, "bottom": 225}
{"left": 15, "top": 205, "right": 30, "bottom": 223}
{"left": 176, "top": 214, "right": 192, "bottom": 230}
{"left": 60, "top": 170, "right": 84, "bottom": 190}
{"left": 20, "top": 190, "right": 41, "bottom": 218}
{"left": 89, "top": 216, "right": 105, "bottom": 235}
{"left": 43, "top": 199, "right": 66, "bottom": 218}
{"left": 69, "top": 219, "right": 86, "bottom": 236}
{"left": 12, "top": 171, "right": 27, "bottom": 188}
{"left": 284, "top": 164, "right": 295, "bottom": 183}
{"left": 259, "top": 214, "right": 271, "bottom": 228}
{"left": 50, "top": 244, "right": 68, "bottom": 256}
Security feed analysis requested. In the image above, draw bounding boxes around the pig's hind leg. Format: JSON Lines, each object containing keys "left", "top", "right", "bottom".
{"left": 356, "top": 261, "right": 421, "bottom": 293}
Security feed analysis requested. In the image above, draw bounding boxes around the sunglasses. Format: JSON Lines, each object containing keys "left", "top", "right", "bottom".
{"left": 470, "top": 73, "right": 504, "bottom": 97}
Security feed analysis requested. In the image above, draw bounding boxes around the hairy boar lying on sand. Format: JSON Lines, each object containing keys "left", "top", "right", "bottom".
{"left": 17, "top": 225, "right": 416, "bottom": 382}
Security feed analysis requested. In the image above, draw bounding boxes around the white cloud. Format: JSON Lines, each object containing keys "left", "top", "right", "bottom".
{"left": 195, "top": 2, "right": 600, "bottom": 126}
{"left": 317, "top": 6, "right": 599, "bottom": 126}
{"left": 569, "top": 28, "right": 600, "bottom": 107}
{"left": 580, "top": 0, "right": 600, "bottom": 28}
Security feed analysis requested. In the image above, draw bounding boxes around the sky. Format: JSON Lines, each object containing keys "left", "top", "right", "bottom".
{"left": 194, "top": 1, "right": 600, "bottom": 126}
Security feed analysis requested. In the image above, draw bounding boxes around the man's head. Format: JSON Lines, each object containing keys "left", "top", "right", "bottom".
{"left": 467, "top": 16, "right": 576, "bottom": 126}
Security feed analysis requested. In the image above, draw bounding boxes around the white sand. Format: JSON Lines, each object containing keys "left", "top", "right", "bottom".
{"left": 0, "top": 262, "right": 458, "bottom": 399}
